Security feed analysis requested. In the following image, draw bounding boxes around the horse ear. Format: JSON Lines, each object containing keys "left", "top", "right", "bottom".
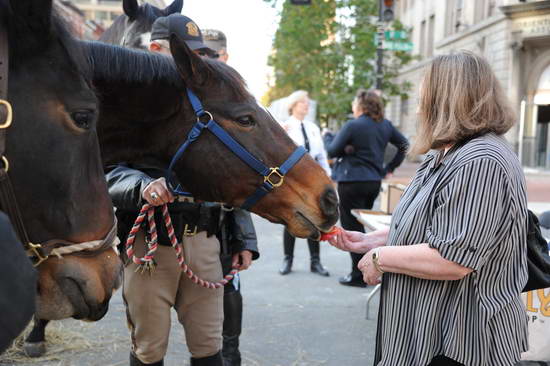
{"left": 163, "top": 0, "right": 183, "bottom": 15}
{"left": 10, "top": 0, "right": 53, "bottom": 37}
{"left": 123, "top": 0, "right": 140, "bottom": 20}
{"left": 169, "top": 34, "right": 210, "bottom": 88}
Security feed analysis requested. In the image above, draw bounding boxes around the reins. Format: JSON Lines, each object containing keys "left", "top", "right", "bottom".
{"left": 126, "top": 203, "right": 238, "bottom": 289}
{"left": 0, "top": 22, "right": 118, "bottom": 266}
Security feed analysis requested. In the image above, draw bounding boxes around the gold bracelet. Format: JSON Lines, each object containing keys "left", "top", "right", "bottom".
{"left": 372, "top": 247, "right": 384, "bottom": 274}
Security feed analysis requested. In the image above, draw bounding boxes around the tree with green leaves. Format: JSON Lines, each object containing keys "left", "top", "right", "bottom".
{"left": 264, "top": 0, "right": 414, "bottom": 126}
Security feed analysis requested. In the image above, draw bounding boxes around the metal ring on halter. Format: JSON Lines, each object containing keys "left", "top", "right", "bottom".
{"left": 196, "top": 111, "right": 213, "bottom": 123}
{"left": 0, "top": 99, "right": 13, "bottom": 129}
{"left": 0, "top": 156, "right": 8, "bottom": 172}
{"left": 151, "top": 192, "right": 159, "bottom": 200}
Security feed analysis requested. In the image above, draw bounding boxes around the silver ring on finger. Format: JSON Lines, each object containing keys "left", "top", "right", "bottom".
{"left": 151, "top": 192, "right": 159, "bottom": 200}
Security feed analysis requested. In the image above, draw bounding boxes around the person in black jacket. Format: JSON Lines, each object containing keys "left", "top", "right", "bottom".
{"left": 107, "top": 161, "right": 229, "bottom": 366}
{"left": 327, "top": 89, "right": 409, "bottom": 287}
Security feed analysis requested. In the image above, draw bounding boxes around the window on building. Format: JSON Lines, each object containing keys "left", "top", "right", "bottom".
{"left": 447, "top": 0, "right": 463, "bottom": 35}
{"left": 427, "top": 15, "right": 435, "bottom": 58}
{"left": 419, "top": 19, "right": 426, "bottom": 59}
{"left": 475, "top": 0, "right": 500, "bottom": 23}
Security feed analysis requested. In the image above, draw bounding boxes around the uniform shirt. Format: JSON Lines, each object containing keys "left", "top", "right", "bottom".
{"left": 375, "top": 133, "right": 529, "bottom": 366}
{"left": 281, "top": 116, "right": 331, "bottom": 176}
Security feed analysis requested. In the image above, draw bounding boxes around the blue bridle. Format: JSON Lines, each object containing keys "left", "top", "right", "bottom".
{"left": 166, "top": 89, "right": 306, "bottom": 210}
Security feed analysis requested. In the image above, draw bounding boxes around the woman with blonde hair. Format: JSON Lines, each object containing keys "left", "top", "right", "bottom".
{"left": 330, "top": 51, "right": 528, "bottom": 366}
{"left": 279, "top": 90, "right": 332, "bottom": 276}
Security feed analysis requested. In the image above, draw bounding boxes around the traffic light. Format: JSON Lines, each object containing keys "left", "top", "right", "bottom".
{"left": 380, "top": 0, "right": 395, "bottom": 22}
{"left": 291, "top": 0, "right": 311, "bottom": 4}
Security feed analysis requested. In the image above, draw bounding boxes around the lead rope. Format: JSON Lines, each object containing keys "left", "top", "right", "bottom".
{"left": 125, "top": 203, "right": 239, "bottom": 289}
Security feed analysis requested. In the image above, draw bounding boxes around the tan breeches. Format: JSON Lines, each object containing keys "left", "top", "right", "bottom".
{"left": 123, "top": 230, "right": 223, "bottom": 364}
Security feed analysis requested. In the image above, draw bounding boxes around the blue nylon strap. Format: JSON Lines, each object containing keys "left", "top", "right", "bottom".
{"left": 186, "top": 89, "right": 205, "bottom": 116}
{"left": 241, "top": 147, "right": 307, "bottom": 210}
{"left": 241, "top": 182, "right": 273, "bottom": 210}
{"left": 205, "top": 120, "right": 270, "bottom": 176}
{"left": 279, "top": 146, "right": 307, "bottom": 174}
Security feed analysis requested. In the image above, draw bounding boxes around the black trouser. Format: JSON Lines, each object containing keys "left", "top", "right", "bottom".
{"left": 337, "top": 181, "right": 381, "bottom": 279}
{"left": 428, "top": 356, "right": 464, "bottom": 366}
{"left": 283, "top": 229, "right": 320, "bottom": 259}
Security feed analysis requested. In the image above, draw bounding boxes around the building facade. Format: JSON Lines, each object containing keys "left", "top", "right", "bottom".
{"left": 67, "top": 0, "right": 166, "bottom": 28}
{"left": 387, "top": 0, "right": 550, "bottom": 169}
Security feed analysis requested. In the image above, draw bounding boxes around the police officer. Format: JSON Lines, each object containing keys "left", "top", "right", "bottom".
{"left": 107, "top": 15, "right": 249, "bottom": 366}
{"left": 202, "top": 28, "right": 260, "bottom": 366}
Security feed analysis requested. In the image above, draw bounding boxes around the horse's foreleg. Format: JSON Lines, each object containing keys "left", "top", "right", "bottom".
{"left": 23, "top": 318, "right": 49, "bottom": 357}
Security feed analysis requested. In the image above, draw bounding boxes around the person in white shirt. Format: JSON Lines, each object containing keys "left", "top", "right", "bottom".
{"left": 279, "top": 90, "right": 331, "bottom": 276}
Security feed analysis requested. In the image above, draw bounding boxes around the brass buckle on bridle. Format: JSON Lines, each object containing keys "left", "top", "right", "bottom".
{"left": 28, "top": 242, "right": 48, "bottom": 267}
{"left": 0, "top": 99, "right": 13, "bottom": 129}
{"left": 264, "top": 167, "right": 284, "bottom": 188}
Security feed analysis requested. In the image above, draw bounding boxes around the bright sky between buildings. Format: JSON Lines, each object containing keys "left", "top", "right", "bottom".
{"left": 181, "top": 0, "right": 279, "bottom": 101}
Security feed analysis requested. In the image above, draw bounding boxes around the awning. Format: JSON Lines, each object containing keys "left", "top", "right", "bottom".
{"left": 534, "top": 64, "right": 550, "bottom": 105}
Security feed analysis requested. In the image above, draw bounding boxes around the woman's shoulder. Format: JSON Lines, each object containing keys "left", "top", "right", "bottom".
{"left": 452, "top": 133, "right": 522, "bottom": 179}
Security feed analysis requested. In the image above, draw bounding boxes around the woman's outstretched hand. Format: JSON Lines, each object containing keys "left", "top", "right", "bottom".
{"left": 328, "top": 229, "right": 371, "bottom": 254}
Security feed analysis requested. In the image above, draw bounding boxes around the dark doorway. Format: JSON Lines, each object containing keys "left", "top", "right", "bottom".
{"left": 536, "top": 105, "right": 550, "bottom": 168}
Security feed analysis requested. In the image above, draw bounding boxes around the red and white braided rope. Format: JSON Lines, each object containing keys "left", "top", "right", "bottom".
{"left": 125, "top": 203, "right": 239, "bottom": 289}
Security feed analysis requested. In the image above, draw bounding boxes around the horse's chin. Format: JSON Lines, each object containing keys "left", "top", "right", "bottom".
{"left": 283, "top": 212, "right": 322, "bottom": 240}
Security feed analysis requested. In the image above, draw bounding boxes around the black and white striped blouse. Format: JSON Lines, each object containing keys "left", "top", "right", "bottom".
{"left": 374, "top": 133, "right": 529, "bottom": 366}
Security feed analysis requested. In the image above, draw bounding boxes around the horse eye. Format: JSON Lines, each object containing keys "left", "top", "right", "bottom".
{"left": 71, "top": 111, "right": 93, "bottom": 130}
{"left": 236, "top": 116, "right": 255, "bottom": 127}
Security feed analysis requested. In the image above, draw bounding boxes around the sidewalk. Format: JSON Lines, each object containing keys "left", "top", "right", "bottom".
{"left": 385, "top": 161, "right": 550, "bottom": 214}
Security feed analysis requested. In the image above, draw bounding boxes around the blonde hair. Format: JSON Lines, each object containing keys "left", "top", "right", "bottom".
{"left": 286, "top": 90, "right": 309, "bottom": 115}
{"left": 413, "top": 51, "right": 516, "bottom": 154}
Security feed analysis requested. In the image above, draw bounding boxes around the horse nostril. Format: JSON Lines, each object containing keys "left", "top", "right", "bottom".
{"left": 320, "top": 186, "right": 339, "bottom": 219}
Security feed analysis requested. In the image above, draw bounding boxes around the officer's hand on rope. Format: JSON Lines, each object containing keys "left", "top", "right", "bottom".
{"left": 232, "top": 250, "right": 253, "bottom": 271}
{"left": 142, "top": 177, "right": 175, "bottom": 206}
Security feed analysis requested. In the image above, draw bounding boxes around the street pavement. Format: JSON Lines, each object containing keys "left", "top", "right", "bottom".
{"left": 2, "top": 215, "right": 378, "bottom": 366}
{"left": 2, "top": 162, "right": 548, "bottom": 366}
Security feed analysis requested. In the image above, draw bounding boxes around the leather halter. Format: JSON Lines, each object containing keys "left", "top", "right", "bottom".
{"left": 166, "top": 89, "right": 306, "bottom": 210}
{"left": 0, "top": 22, "right": 118, "bottom": 266}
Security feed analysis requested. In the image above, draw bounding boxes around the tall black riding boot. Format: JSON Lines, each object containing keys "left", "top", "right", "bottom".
{"left": 129, "top": 352, "right": 164, "bottom": 366}
{"left": 222, "top": 289, "right": 243, "bottom": 366}
{"left": 280, "top": 229, "right": 295, "bottom": 275}
{"left": 308, "top": 240, "right": 329, "bottom": 276}
{"left": 190, "top": 351, "right": 224, "bottom": 366}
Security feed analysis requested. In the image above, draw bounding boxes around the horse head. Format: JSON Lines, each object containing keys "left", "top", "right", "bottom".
{"left": 100, "top": 0, "right": 183, "bottom": 49}
{"left": 90, "top": 39, "right": 339, "bottom": 239}
{"left": 4, "top": 0, "right": 121, "bottom": 321}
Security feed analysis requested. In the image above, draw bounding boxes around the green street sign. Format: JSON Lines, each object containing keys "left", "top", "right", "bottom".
{"left": 384, "top": 30, "right": 408, "bottom": 40}
{"left": 383, "top": 40, "right": 413, "bottom": 51}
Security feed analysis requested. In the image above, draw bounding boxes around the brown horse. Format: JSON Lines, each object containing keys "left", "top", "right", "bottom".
{"left": 1, "top": 0, "right": 122, "bottom": 354}
{"left": 88, "top": 38, "right": 339, "bottom": 238}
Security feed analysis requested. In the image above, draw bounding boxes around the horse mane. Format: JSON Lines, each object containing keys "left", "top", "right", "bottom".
{"left": 2, "top": 3, "right": 91, "bottom": 81}
{"left": 85, "top": 42, "right": 251, "bottom": 101}
{"left": 85, "top": 42, "right": 183, "bottom": 88}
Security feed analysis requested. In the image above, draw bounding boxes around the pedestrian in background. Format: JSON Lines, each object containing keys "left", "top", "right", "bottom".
{"left": 330, "top": 51, "right": 529, "bottom": 366}
{"left": 327, "top": 89, "right": 408, "bottom": 287}
{"left": 279, "top": 90, "right": 331, "bottom": 277}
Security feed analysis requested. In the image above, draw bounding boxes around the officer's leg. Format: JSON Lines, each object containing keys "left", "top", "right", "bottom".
{"left": 175, "top": 231, "right": 224, "bottom": 365}
{"left": 222, "top": 279, "right": 243, "bottom": 366}
{"left": 124, "top": 231, "right": 180, "bottom": 365}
